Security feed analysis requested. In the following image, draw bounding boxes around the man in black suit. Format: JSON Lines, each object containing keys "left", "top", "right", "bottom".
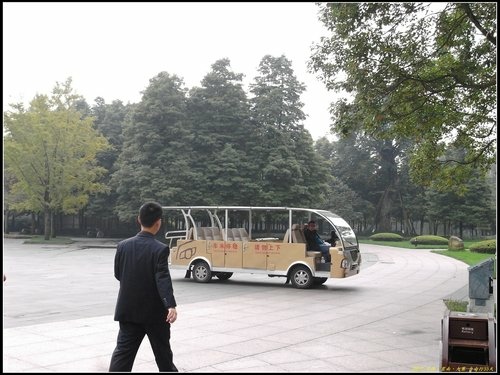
{"left": 109, "top": 202, "right": 178, "bottom": 372}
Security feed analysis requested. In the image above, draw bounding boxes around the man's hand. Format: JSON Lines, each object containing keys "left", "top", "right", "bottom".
{"left": 166, "top": 307, "right": 177, "bottom": 324}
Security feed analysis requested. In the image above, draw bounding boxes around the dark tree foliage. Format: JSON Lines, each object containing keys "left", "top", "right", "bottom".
{"left": 84, "top": 98, "right": 131, "bottom": 233}
{"left": 187, "top": 58, "right": 260, "bottom": 205}
{"left": 250, "top": 55, "right": 330, "bottom": 206}
{"left": 310, "top": 3, "right": 496, "bottom": 191}
{"left": 111, "top": 72, "right": 196, "bottom": 220}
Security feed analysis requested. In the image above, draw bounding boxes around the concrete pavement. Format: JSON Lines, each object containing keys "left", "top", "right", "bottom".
{"left": 2, "top": 237, "right": 494, "bottom": 372}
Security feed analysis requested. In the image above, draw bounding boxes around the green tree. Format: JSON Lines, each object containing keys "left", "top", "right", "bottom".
{"left": 250, "top": 55, "right": 307, "bottom": 133}
{"left": 84, "top": 98, "right": 132, "bottom": 235}
{"left": 188, "top": 58, "right": 259, "bottom": 205}
{"left": 310, "top": 3, "right": 496, "bottom": 190}
{"left": 460, "top": 173, "right": 496, "bottom": 237}
{"left": 250, "top": 55, "right": 329, "bottom": 206}
{"left": 111, "top": 72, "right": 196, "bottom": 221}
{"left": 424, "top": 149, "right": 495, "bottom": 238}
{"left": 207, "top": 143, "right": 257, "bottom": 205}
{"left": 398, "top": 160, "right": 427, "bottom": 236}
{"left": 315, "top": 136, "right": 375, "bottom": 233}
{"left": 4, "top": 78, "right": 110, "bottom": 239}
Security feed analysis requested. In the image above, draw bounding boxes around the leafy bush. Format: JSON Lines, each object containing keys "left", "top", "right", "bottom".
{"left": 410, "top": 235, "right": 448, "bottom": 246}
{"left": 469, "top": 240, "right": 496, "bottom": 254}
{"left": 369, "top": 233, "right": 404, "bottom": 241}
{"left": 443, "top": 299, "right": 468, "bottom": 312}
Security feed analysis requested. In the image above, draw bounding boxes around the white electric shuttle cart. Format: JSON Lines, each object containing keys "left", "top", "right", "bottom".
{"left": 163, "top": 206, "right": 361, "bottom": 289}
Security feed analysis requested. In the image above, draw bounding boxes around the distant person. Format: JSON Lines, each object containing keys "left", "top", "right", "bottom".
{"left": 304, "top": 220, "right": 331, "bottom": 262}
{"left": 109, "top": 202, "right": 178, "bottom": 372}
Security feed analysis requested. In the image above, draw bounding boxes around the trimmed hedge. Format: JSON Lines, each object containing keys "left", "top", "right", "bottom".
{"left": 410, "top": 235, "right": 449, "bottom": 246}
{"left": 369, "top": 233, "right": 404, "bottom": 241}
{"left": 469, "top": 240, "right": 496, "bottom": 254}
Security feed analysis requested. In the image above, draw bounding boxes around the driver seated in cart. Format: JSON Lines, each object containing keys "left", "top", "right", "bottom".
{"left": 304, "top": 220, "right": 331, "bottom": 262}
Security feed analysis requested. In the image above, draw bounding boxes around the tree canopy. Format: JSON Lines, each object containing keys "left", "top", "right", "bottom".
{"left": 110, "top": 72, "right": 196, "bottom": 220}
{"left": 4, "top": 78, "right": 110, "bottom": 238}
{"left": 310, "top": 3, "right": 496, "bottom": 191}
{"left": 3, "top": 49, "right": 496, "bottom": 238}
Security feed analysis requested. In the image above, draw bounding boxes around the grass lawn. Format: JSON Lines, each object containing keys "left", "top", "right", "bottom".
{"left": 22, "top": 236, "right": 75, "bottom": 245}
{"left": 358, "top": 238, "right": 496, "bottom": 267}
{"left": 432, "top": 248, "right": 496, "bottom": 267}
{"left": 358, "top": 239, "right": 480, "bottom": 251}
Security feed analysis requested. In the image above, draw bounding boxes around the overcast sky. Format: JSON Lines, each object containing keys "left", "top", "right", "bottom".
{"left": 3, "top": 2, "right": 339, "bottom": 140}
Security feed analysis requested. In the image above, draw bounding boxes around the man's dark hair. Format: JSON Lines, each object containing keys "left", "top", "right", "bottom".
{"left": 139, "top": 202, "right": 163, "bottom": 228}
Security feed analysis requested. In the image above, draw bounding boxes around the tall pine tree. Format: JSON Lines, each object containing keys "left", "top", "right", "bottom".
{"left": 111, "top": 72, "right": 195, "bottom": 221}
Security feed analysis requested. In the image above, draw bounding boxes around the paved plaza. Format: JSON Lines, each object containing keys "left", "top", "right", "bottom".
{"left": 3, "top": 237, "right": 489, "bottom": 372}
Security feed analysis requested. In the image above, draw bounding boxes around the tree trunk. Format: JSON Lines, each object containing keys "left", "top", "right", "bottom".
{"left": 375, "top": 188, "right": 393, "bottom": 232}
{"left": 4, "top": 209, "right": 10, "bottom": 234}
{"left": 44, "top": 208, "right": 51, "bottom": 240}
{"left": 50, "top": 211, "right": 55, "bottom": 238}
{"left": 409, "top": 220, "right": 417, "bottom": 237}
{"left": 397, "top": 191, "right": 413, "bottom": 235}
{"left": 31, "top": 212, "right": 37, "bottom": 235}
{"left": 10, "top": 213, "right": 16, "bottom": 232}
{"left": 374, "top": 141, "right": 399, "bottom": 233}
